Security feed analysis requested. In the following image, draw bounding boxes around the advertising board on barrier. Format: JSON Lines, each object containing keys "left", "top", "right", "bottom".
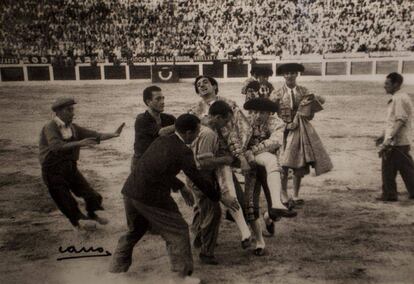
{"left": 369, "top": 51, "right": 413, "bottom": 58}
{"left": 151, "top": 66, "right": 179, "bottom": 83}
{"left": 324, "top": 52, "right": 367, "bottom": 59}
{"left": 0, "top": 58, "right": 20, "bottom": 64}
{"left": 0, "top": 56, "right": 108, "bottom": 65}
{"left": 282, "top": 54, "right": 323, "bottom": 60}
{"left": 193, "top": 55, "right": 217, "bottom": 62}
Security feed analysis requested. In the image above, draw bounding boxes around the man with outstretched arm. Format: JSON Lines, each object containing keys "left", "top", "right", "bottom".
{"left": 39, "top": 97, "right": 124, "bottom": 231}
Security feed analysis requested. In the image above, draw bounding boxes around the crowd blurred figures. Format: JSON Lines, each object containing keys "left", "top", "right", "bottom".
{"left": 2, "top": 0, "right": 413, "bottom": 60}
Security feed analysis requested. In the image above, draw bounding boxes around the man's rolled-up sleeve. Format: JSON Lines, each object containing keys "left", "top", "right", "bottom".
{"left": 193, "top": 128, "right": 219, "bottom": 169}
{"left": 394, "top": 96, "right": 409, "bottom": 123}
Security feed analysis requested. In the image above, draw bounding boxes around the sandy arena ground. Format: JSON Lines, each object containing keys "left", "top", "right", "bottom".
{"left": 0, "top": 81, "right": 413, "bottom": 284}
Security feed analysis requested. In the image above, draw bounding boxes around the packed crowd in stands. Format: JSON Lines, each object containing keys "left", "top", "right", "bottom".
{"left": 0, "top": 0, "right": 413, "bottom": 60}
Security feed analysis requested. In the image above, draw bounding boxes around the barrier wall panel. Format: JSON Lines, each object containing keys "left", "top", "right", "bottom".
{"left": 276, "top": 63, "right": 321, "bottom": 76}
{"left": 326, "top": 62, "right": 347, "bottom": 75}
{"left": 376, "top": 61, "right": 398, "bottom": 74}
{"left": 53, "top": 66, "right": 76, "bottom": 80}
{"left": 351, "top": 62, "right": 372, "bottom": 75}
{"left": 252, "top": 63, "right": 273, "bottom": 76}
{"left": 79, "top": 66, "right": 101, "bottom": 80}
{"left": 227, "top": 63, "right": 248, "bottom": 77}
{"left": 302, "top": 63, "right": 322, "bottom": 76}
{"left": 27, "top": 66, "right": 50, "bottom": 81}
{"left": 203, "top": 63, "right": 223, "bottom": 78}
{"left": 104, "top": 66, "right": 126, "bottom": 79}
{"left": 2, "top": 58, "right": 414, "bottom": 83}
{"left": 129, "top": 65, "right": 151, "bottom": 79}
{"left": 176, "top": 65, "right": 199, "bottom": 78}
{"left": 275, "top": 63, "right": 283, "bottom": 76}
{"left": 402, "top": 61, "right": 414, "bottom": 74}
{"left": 1, "top": 67, "right": 24, "bottom": 81}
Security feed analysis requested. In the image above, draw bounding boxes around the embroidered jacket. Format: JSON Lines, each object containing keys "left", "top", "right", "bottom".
{"left": 247, "top": 113, "right": 285, "bottom": 155}
{"left": 270, "top": 84, "right": 310, "bottom": 123}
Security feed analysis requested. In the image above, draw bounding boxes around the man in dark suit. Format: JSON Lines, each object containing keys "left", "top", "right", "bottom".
{"left": 131, "top": 85, "right": 176, "bottom": 170}
{"left": 109, "top": 114, "right": 220, "bottom": 284}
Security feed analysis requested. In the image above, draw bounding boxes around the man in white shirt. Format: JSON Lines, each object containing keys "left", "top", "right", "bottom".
{"left": 376, "top": 72, "right": 414, "bottom": 201}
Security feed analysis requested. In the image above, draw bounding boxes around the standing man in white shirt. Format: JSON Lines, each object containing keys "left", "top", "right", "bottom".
{"left": 376, "top": 72, "right": 414, "bottom": 201}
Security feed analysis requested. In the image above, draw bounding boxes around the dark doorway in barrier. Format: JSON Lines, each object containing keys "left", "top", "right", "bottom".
{"left": 1, "top": 67, "right": 24, "bottom": 81}
{"left": 129, "top": 66, "right": 151, "bottom": 79}
{"left": 203, "top": 62, "right": 224, "bottom": 78}
{"left": 53, "top": 67, "right": 76, "bottom": 80}
{"left": 227, "top": 62, "right": 248, "bottom": 78}
{"left": 79, "top": 66, "right": 101, "bottom": 80}
{"left": 104, "top": 66, "right": 126, "bottom": 79}
{"left": 28, "top": 66, "right": 50, "bottom": 81}
{"left": 176, "top": 65, "right": 199, "bottom": 78}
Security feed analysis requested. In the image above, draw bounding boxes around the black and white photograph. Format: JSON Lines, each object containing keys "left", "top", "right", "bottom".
{"left": 0, "top": 0, "right": 414, "bottom": 283}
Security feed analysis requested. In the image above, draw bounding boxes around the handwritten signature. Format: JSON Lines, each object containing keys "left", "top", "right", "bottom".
{"left": 57, "top": 245, "right": 112, "bottom": 261}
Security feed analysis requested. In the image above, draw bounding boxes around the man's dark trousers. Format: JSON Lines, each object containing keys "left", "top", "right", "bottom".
{"left": 191, "top": 172, "right": 221, "bottom": 257}
{"left": 42, "top": 160, "right": 103, "bottom": 226}
{"left": 382, "top": 145, "right": 414, "bottom": 200}
{"left": 110, "top": 196, "right": 193, "bottom": 276}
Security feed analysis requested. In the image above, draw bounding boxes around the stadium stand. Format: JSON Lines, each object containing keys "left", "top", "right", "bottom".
{"left": 1, "top": 0, "right": 413, "bottom": 60}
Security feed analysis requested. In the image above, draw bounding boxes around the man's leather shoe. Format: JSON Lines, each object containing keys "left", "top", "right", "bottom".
{"left": 375, "top": 196, "right": 398, "bottom": 202}
{"left": 241, "top": 237, "right": 251, "bottom": 249}
{"left": 199, "top": 253, "right": 219, "bottom": 265}
{"left": 283, "top": 199, "right": 296, "bottom": 210}
{"left": 269, "top": 208, "right": 297, "bottom": 220}
{"left": 265, "top": 221, "right": 275, "bottom": 235}
{"left": 254, "top": 248, "right": 265, "bottom": 256}
{"left": 292, "top": 199, "right": 305, "bottom": 206}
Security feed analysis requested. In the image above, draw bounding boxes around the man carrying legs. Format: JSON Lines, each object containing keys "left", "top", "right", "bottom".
{"left": 189, "top": 101, "right": 252, "bottom": 265}
{"left": 109, "top": 114, "right": 220, "bottom": 284}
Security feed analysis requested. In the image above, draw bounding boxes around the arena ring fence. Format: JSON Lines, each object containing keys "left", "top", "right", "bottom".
{"left": 1, "top": 53, "right": 414, "bottom": 84}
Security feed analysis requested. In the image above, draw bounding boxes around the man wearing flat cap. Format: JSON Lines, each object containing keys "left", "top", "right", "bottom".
{"left": 39, "top": 97, "right": 125, "bottom": 230}
{"left": 270, "top": 63, "right": 329, "bottom": 208}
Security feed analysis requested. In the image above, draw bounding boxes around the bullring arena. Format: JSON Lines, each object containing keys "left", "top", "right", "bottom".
{"left": 1, "top": 1, "right": 414, "bottom": 284}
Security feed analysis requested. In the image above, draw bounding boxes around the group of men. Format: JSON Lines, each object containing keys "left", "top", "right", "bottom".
{"left": 39, "top": 62, "right": 413, "bottom": 283}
